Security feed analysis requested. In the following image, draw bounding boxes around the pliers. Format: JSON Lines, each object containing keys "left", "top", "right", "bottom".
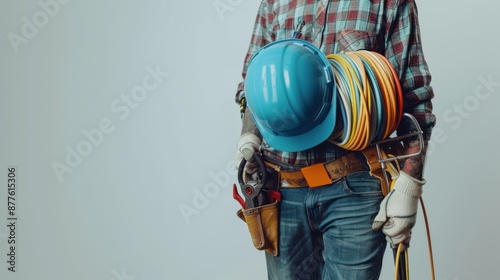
{"left": 233, "top": 152, "right": 281, "bottom": 209}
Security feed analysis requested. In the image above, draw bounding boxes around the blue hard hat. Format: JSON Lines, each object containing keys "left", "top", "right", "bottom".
{"left": 244, "top": 39, "right": 337, "bottom": 152}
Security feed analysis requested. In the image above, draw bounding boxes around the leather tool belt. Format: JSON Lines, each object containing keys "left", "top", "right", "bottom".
{"left": 264, "top": 143, "right": 402, "bottom": 196}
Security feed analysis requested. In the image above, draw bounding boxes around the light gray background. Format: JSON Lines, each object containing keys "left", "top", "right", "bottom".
{"left": 0, "top": 0, "right": 499, "bottom": 279}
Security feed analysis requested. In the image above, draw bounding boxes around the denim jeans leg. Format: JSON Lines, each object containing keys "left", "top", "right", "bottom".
{"left": 266, "top": 187, "right": 324, "bottom": 280}
{"left": 266, "top": 171, "right": 386, "bottom": 280}
{"left": 318, "top": 171, "right": 387, "bottom": 280}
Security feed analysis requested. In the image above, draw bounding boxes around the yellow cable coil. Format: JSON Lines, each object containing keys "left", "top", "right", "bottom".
{"left": 326, "top": 51, "right": 435, "bottom": 279}
{"left": 326, "top": 51, "right": 403, "bottom": 151}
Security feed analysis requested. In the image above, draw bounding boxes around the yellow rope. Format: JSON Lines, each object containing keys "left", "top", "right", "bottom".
{"left": 420, "top": 197, "right": 436, "bottom": 280}
{"left": 394, "top": 243, "right": 405, "bottom": 280}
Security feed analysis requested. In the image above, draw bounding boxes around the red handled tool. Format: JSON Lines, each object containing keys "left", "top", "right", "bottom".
{"left": 233, "top": 153, "right": 281, "bottom": 209}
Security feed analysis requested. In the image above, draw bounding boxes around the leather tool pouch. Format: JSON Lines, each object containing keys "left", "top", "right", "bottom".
{"left": 237, "top": 200, "right": 279, "bottom": 256}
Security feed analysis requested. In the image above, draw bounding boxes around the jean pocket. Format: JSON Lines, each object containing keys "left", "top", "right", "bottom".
{"left": 341, "top": 171, "right": 382, "bottom": 197}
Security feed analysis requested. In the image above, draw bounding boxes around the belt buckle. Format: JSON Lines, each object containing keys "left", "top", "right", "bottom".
{"left": 301, "top": 163, "right": 331, "bottom": 188}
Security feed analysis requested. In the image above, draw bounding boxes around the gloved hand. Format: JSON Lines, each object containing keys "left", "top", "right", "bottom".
{"left": 235, "top": 133, "right": 262, "bottom": 176}
{"left": 372, "top": 171, "right": 425, "bottom": 244}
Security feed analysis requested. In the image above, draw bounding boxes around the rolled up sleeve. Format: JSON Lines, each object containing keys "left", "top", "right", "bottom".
{"left": 384, "top": 0, "right": 436, "bottom": 140}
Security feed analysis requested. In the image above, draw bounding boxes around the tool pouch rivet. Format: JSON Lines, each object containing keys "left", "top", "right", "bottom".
{"left": 237, "top": 200, "right": 279, "bottom": 257}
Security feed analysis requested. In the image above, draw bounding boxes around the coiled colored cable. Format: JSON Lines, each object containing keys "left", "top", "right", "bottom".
{"left": 326, "top": 51, "right": 404, "bottom": 151}
{"left": 326, "top": 50, "right": 436, "bottom": 278}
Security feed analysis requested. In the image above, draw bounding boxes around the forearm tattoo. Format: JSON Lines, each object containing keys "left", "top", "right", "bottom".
{"left": 401, "top": 139, "right": 427, "bottom": 179}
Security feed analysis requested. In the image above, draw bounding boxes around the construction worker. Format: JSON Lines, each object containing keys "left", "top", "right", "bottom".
{"left": 234, "top": 0, "right": 435, "bottom": 279}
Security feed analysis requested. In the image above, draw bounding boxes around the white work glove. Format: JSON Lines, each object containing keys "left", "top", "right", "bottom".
{"left": 372, "top": 171, "right": 425, "bottom": 245}
{"left": 235, "top": 133, "right": 262, "bottom": 175}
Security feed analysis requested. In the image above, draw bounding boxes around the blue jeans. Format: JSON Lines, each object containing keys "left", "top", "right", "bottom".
{"left": 266, "top": 171, "right": 386, "bottom": 280}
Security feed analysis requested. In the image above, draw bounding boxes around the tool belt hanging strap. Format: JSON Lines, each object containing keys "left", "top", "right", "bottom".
{"left": 359, "top": 147, "right": 391, "bottom": 196}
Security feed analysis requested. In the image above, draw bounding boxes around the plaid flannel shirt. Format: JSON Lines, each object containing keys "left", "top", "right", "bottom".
{"left": 236, "top": 0, "right": 436, "bottom": 169}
